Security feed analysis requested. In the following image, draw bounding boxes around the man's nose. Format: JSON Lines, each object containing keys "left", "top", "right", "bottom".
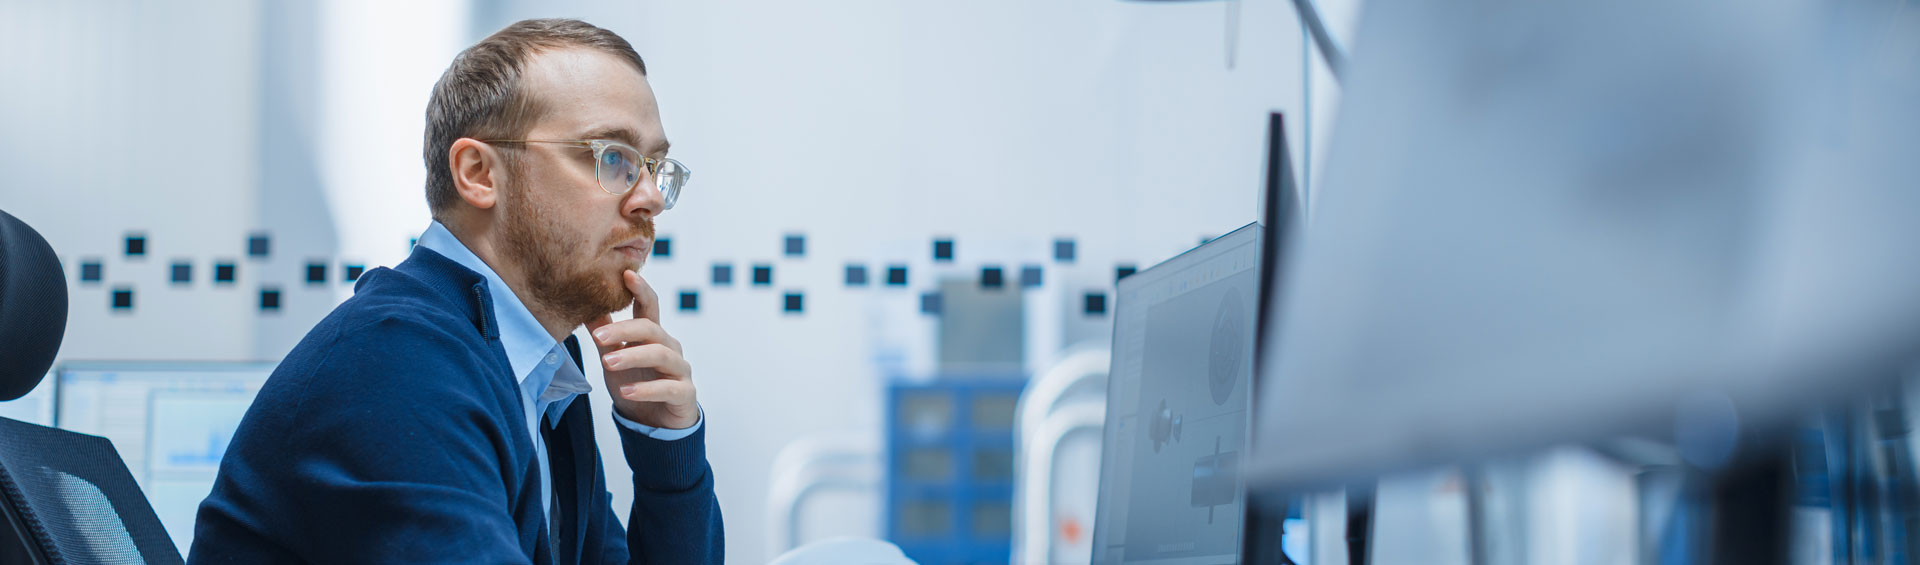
{"left": 623, "top": 176, "right": 665, "bottom": 219}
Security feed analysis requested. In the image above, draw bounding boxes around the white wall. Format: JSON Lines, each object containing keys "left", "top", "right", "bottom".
{"left": 0, "top": 0, "right": 265, "bottom": 362}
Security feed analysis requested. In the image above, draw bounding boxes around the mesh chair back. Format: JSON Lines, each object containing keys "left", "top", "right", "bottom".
{"left": 0, "top": 417, "right": 183, "bottom": 564}
{"left": 0, "top": 208, "right": 67, "bottom": 401}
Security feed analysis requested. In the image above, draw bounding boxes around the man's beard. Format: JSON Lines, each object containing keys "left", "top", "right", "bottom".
{"left": 498, "top": 173, "right": 653, "bottom": 328}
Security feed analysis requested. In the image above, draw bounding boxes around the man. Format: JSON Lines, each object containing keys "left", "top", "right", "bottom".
{"left": 191, "top": 19, "right": 721, "bottom": 564}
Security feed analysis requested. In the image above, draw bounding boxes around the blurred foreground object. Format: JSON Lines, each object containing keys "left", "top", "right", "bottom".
{"left": 1253, "top": 0, "right": 1920, "bottom": 488}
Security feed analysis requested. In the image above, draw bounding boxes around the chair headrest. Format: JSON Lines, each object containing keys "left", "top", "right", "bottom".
{"left": 0, "top": 209, "right": 67, "bottom": 401}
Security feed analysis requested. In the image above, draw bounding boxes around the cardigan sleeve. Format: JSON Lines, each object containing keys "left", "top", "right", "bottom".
{"left": 589, "top": 417, "right": 724, "bottom": 565}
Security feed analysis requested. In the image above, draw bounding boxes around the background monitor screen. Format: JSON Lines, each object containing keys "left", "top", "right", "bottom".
{"left": 56, "top": 362, "right": 274, "bottom": 557}
{"left": 1091, "top": 223, "right": 1263, "bottom": 565}
{"left": 0, "top": 370, "right": 56, "bottom": 426}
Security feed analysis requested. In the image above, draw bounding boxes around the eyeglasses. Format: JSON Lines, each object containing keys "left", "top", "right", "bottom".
{"left": 481, "top": 139, "right": 690, "bottom": 210}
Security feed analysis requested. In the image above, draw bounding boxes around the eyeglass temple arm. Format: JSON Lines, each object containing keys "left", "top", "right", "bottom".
{"left": 478, "top": 139, "right": 592, "bottom": 147}
{"left": 481, "top": 139, "right": 665, "bottom": 173}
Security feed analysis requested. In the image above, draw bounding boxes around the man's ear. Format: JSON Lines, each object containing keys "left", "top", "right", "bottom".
{"left": 449, "top": 138, "right": 504, "bottom": 210}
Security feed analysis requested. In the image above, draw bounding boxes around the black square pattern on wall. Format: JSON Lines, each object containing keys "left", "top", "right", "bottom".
{"left": 1084, "top": 292, "right": 1107, "bottom": 316}
{"left": 1020, "top": 265, "right": 1043, "bottom": 288}
{"left": 248, "top": 234, "right": 270, "bottom": 258}
{"left": 784, "top": 234, "right": 805, "bottom": 257}
{"left": 980, "top": 266, "right": 1004, "bottom": 289}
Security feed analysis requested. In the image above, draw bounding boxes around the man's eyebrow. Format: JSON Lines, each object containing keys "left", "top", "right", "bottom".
{"left": 579, "top": 126, "right": 667, "bottom": 156}
{"left": 577, "top": 126, "right": 642, "bottom": 148}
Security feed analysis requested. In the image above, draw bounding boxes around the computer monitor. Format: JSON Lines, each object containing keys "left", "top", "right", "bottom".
{"left": 55, "top": 362, "right": 275, "bottom": 556}
{"left": 1091, "top": 222, "right": 1264, "bottom": 564}
{"left": 1241, "top": 111, "right": 1304, "bottom": 563}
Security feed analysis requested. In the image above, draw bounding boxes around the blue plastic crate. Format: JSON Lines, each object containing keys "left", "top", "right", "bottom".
{"left": 886, "top": 377, "right": 1026, "bottom": 565}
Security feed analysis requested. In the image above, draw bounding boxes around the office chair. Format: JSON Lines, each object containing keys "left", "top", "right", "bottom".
{"left": 0, "top": 209, "right": 183, "bottom": 564}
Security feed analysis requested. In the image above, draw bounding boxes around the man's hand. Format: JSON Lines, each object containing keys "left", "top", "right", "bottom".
{"left": 585, "top": 269, "right": 699, "bottom": 430}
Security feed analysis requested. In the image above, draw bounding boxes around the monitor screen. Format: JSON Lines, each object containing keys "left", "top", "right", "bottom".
{"left": 1091, "top": 223, "right": 1263, "bottom": 565}
{"left": 56, "top": 362, "right": 274, "bottom": 557}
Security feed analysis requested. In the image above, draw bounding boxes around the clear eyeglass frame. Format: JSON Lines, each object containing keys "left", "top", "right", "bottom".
{"left": 481, "top": 138, "right": 690, "bottom": 210}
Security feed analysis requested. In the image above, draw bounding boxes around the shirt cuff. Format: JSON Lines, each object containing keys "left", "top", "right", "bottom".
{"left": 612, "top": 404, "right": 703, "bottom": 441}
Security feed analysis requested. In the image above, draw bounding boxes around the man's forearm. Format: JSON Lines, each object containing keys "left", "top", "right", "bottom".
{"left": 618, "top": 420, "right": 725, "bottom": 564}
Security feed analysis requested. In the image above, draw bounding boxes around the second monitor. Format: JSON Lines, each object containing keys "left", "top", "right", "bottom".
{"left": 1091, "top": 222, "right": 1264, "bottom": 564}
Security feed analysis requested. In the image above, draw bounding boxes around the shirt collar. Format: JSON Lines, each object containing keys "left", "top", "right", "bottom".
{"left": 415, "top": 221, "right": 593, "bottom": 415}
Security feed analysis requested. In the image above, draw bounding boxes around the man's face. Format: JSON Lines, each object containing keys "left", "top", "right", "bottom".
{"left": 497, "top": 47, "right": 669, "bottom": 326}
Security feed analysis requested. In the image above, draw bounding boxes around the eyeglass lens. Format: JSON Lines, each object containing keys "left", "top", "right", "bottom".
{"left": 655, "top": 158, "right": 687, "bottom": 210}
{"left": 596, "top": 143, "right": 644, "bottom": 195}
{"left": 595, "top": 143, "right": 686, "bottom": 210}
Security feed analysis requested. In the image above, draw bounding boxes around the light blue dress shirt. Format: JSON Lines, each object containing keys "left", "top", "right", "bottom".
{"left": 414, "top": 221, "right": 702, "bottom": 521}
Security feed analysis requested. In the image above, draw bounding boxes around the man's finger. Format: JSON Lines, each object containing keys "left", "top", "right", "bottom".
{"left": 584, "top": 313, "right": 618, "bottom": 355}
{"left": 601, "top": 343, "right": 691, "bottom": 379}
{"left": 625, "top": 270, "right": 660, "bottom": 323}
{"left": 616, "top": 379, "right": 694, "bottom": 406}
{"left": 589, "top": 317, "right": 680, "bottom": 353}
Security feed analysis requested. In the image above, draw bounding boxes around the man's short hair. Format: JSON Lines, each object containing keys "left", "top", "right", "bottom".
{"left": 422, "top": 18, "right": 647, "bottom": 216}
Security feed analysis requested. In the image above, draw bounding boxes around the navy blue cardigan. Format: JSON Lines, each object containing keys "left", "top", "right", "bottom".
{"left": 189, "top": 247, "right": 723, "bottom": 564}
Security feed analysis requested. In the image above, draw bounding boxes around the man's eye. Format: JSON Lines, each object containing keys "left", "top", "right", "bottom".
{"left": 602, "top": 151, "right": 626, "bottom": 166}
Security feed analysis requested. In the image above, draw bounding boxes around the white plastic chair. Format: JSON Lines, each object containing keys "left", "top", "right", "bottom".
{"left": 1011, "top": 345, "right": 1110, "bottom": 565}
{"left": 764, "top": 433, "right": 884, "bottom": 562}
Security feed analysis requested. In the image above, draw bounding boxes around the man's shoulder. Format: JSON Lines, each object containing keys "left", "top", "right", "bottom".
{"left": 274, "top": 266, "right": 505, "bottom": 396}
{"left": 237, "top": 266, "right": 517, "bottom": 440}
{"left": 309, "top": 274, "right": 445, "bottom": 346}
{"left": 333, "top": 264, "right": 482, "bottom": 335}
